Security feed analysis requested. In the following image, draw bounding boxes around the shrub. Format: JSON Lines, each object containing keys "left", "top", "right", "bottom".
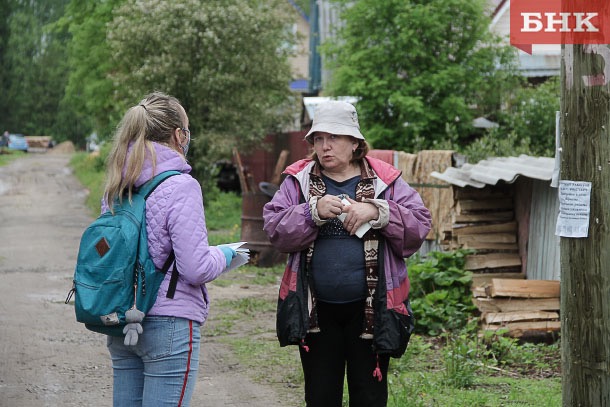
{"left": 408, "top": 250, "right": 476, "bottom": 336}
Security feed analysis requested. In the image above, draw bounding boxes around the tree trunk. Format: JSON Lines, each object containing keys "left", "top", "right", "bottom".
{"left": 561, "top": 44, "right": 610, "bottom": 406}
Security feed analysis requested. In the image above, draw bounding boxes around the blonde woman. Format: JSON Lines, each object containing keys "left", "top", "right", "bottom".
{"left": 102, "top": 91, "right": 236, "bottom": 406}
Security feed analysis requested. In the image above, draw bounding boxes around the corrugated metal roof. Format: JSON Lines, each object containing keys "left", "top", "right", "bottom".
{"left": 430, "top": 155, "right": 555, "bottom": 188}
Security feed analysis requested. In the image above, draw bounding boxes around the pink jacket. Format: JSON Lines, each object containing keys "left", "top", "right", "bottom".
{"left": 102, "top": 143, "right": 226, "bottom": 324}
{"left": 263, "top": 157, "right": 431, "bottom": 355}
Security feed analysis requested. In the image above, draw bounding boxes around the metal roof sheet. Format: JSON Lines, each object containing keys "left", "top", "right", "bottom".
{"left": 430, "top": 155, "right": 555, "bottom": 188}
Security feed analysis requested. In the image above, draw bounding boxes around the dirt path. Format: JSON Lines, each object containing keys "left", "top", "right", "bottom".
{"left": 0, "top": 152, "right": 289, "bottom": 407}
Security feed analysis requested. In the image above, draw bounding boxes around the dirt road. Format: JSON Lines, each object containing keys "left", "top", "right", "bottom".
{"left": 0, "top": 152, "right": 289, "bottom": 406}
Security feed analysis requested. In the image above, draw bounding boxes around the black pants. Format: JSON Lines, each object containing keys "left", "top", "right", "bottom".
{"left": 299, "top": 300, "right": 390, "bottom": 407}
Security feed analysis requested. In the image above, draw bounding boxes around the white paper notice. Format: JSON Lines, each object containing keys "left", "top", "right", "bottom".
{"left": 555, "top": 181, "right": 592, "bottom": 238}
{"left": 218, "top": 242, "right": 250, "bottom": 272}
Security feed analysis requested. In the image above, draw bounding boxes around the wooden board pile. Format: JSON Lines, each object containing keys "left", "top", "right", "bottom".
{"left": 443, "top": 185, "right": 523, "bottom": 275}
{"left": 473, "top": 278, "right": 560, "bottom": 337}
{"left": 24, "top": 136, "right": 51, "bottom": 148}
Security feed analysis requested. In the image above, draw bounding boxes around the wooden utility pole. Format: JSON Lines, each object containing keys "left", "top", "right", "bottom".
{"left": 560, "top": 43, "right": 610, "bottom": 406}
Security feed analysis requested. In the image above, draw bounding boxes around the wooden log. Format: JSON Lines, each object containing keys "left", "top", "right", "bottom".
{"left": 489, "top": 278, "right": 560, "bottom": 298}
{"left": 483, "top": 311, "right": 559, "bottom": 324}
{"left": 454, "top": 187, "right": 512, "bottom": 200}
{"left": 271, "top": 149, "right": 289, "bottom": 186}
{"left": 461, "top": 242, "right": 518, "bottom": 251}
{"left": 453, "top": 211, "right": 514, "bottom": 223}
{"left": 456, "top": 199, "right": 514, "bottom": 213}
{"left": 458, "top": 233, "right": 516, "bottom": 244}
{"left": 232, "top": 148, "right": 249, "bottom": 193}
{"left": 481, "top": 321, "right": 561, "bottom": 337}
{"left": 453, "top": 221, "right": 517, "bottom": 236}
{"left": 472, "top": 272, "right": 524, "bottom": 288}
{"left": 465, "top": 253, "right": 521, "bottom": 270}
{"left": 472, "top": 286, "right": 488, "bottom": 297}
{"left": 473, "top": 297, "right": 560, "bottom": 313}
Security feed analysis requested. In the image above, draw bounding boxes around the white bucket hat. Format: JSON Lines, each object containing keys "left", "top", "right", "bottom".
{"left": 304, "top": 100, "right": 364, "bottom": 144}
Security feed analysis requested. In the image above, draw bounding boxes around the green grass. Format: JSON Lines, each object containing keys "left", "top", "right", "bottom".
{"left": 0, "top": 149, "right": 27, "bottom": 166}
{"left": 205, "top": 191, "right": 242, "bottom": 230}
{"left": 70, "top": 152, "right": 106, "bottom": 214}
{"left": 386, "top": 335, "right": 561, "bottom": 406}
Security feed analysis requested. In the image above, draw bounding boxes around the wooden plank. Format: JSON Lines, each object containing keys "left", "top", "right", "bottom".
{"left": 457, "top": 199, "right": 514, "bottom": 213}
{"left": 481, "top": 321, "right": 561, "bottom": 337}
{"left": 453, "top": 221, "right": 517, "bottom": 236}
{"left": 472, "top": 272, "right": 524, "bottom": 288}
{"left": 458, "top": 233, "right": 516, "bottom": 244}
{"left": 472, "top": 286, "right": 488, "bottom": 297}
{"left": 465, "top": 253, "right": 521, "bottom": 270}
{"left": 454, "top": 187, "right": 513, "bottom": 200}
{"left": 489, "top": 278, "right": 560, "bottom": 298}
{"left": 232, "top": 148, "right": 249, "bottom": 193}
{"left": 462, "top": 242, "right": 518, "bottom": 251}
{"left": 270, "top": 149, "right": 289, "bottom": 185}
{"left": 483, "top": 311, "right": 559, "bottom": 324}
{"left": 453, "top": 211, "right": 514, "bottom": 223}
{"left": 473, "top": 297, "right": 560, "bottom": 313}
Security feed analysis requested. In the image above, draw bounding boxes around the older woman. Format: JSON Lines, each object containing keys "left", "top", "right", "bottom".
{"left": 263, "top": 100, "right": 432, "bottom": 407}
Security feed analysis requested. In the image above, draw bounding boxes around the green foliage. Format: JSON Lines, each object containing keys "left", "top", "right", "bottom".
{"left": 387, "top": 330, "right": 561, "bottom": 406}
{"left": 0, "top": 0, "right": 78, "bottom": 140}
{"left": 322, "top": 0, "right": 519, "bottom": 152}
{"left": 69, "top": 151, "right": 107, "bottom": 214}
{"left": 460, "top": 77, "right": 559, "bottom": 162}
{"left": 107, "top": 0, "right": 297, "bottom": 188}
{"left": 443, "top": 331, "right": 479, "bottom": 388}
{"left": 56, "top": 0, "right": 125, "bottom": 145}
{"left": 408, "top": 250, "right": 476, "bottom": 335}
{"left": 461, "top": 129, "right": 533, "bottom": 164}
{"left": 480, "top": 328, "right": 520, "bottom": 367}
{"left": 205, "top": 191, "right": 242, "bottom": 231}
{"left": 500, "top": 77, "right": 560, "bottom": 156}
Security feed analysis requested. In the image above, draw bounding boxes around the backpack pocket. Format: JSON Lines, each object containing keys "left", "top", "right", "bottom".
{"left": 73, "top": 265, "right": 134, "bottom": 327}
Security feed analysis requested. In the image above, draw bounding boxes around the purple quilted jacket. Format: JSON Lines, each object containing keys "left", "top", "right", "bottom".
{"left": 101, "top": 142, "right": 227, "bottom": 324}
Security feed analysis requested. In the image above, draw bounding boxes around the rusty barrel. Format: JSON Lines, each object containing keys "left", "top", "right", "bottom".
{"left": 241, "top": 191, "right": 287, "bottom": 267}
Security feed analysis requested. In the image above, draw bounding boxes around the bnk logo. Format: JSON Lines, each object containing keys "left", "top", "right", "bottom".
{"left": 510, "top": 0, "right": 610, "bottom": 54}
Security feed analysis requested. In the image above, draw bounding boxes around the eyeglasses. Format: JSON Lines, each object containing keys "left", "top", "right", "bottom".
{"left": 181, "top": 128, "right": 191, "bottom": 138}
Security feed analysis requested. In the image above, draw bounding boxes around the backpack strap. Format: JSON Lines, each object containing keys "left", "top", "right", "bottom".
{"left": 166, "top": 263, "right": 180, "bottom": 299}
{"left": 138, "top": 170, "right": 182, "bottom": 299}
{"left": 138, "top": 170, "right": 182, "bottom": 198}
{"left": 161, "top": 250, "right": 179, "bottom": 299}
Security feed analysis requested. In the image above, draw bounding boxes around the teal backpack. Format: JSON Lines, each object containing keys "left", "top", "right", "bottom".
{"left": 66, "top": 170, "right": 181, "bottom": 337}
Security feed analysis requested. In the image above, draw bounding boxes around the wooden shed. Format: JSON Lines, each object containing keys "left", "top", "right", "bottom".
{"left": 431, "top": 154, "right": 561, "bottom": 337}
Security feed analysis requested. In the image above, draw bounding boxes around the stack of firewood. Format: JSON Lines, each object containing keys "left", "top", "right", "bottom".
{"left": 441, "top": 185, "right": 523, "bottom": 275}
{"left": 473, "top": 278, "right": 560, "bottom": 337}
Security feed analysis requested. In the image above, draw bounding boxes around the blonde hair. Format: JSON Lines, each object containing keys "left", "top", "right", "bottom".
{"left": 309, "top": 137, "right": 370, "bottom": 168}
{"left": 104, "top": 92, "right": 185, "bottom": 211}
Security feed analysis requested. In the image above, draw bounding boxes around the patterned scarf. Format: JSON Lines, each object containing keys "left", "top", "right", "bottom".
{"left": 306, "top": 160, "right": 380, "bottom": 339}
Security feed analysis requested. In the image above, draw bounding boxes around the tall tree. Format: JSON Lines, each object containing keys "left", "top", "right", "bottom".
{"left": 1, "top": 0, "right": 71, "bottom": 138}
{"left": 0, "top": 0, "right": 12, "bottom": 132}
{"left": 57, "top": 0, "right": 125, "bottom": 146}
{"left": 321, "top": 0, "right": 518, "bottom": 152}
{"left": 108, "top": 0, "right": 296, "bottom": 180}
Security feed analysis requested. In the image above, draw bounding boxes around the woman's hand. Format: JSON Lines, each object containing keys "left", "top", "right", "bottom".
{"left": 341, "top": 197, "right": 379, "bottom": 235}
{"left": 316, "top": 195, "right": 345, "bottom": 219}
